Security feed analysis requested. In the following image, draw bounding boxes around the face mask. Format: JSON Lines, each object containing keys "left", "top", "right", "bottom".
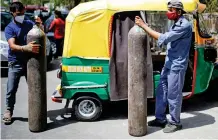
{"left": 166, "top": 11, "right": 179, "bottom": 20}
{"left": 15, "top": 15, "right": 25, "bottom": 24}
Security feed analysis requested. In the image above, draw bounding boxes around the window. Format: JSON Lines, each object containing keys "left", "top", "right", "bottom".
{"left": 197, "top": 13, "right": 211, "bottom": 38}
{"left": 146, "top": 11, "right": 173, "bottom": 51}
{"left": 199, "top": 14, "right": 211, "bottom": 36}
{"left": 1, "top": 12, "right": 12, "bottom": 30}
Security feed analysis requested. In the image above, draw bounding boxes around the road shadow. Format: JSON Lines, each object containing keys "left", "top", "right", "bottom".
{"left": 46, "top": 108, "right": 77, "bottom": 131}
{"left": 101, "top": 101, "right": 128, "bottom": 120}
{"left": 100, "top": 92, "right": 218, "bottom": 121}
{"left": 182, "top": 93, "right": 218, "bottom": 112}
{"left": 45, "top": 92, "right": 217, "bottom": 133}
{"left": 100, "top": 93, "right": 217, "bottom": 135}
{"left": 3, "top": 117, "right": 28, "bottom": 125}
{"left": 13, "top": 117, "right": 28, "bottom": 122}
{"left": 181, "top": 111, "right": 215, "bottom": 130}
{"left": 180, "top": 93, "right": 217, "bottom": 130}
{"left": 101, "top": 100, "right": 156, "bottom": 121}
{"left": 100, "top": 100, "right": 161, "bottom": 135}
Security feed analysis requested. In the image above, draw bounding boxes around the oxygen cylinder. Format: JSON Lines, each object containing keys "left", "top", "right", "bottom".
{"left": 128, "top": 25, "right": 147, "bottom": 137}
{"left": 27, "top": 25, "right": 47, "bottom": 132}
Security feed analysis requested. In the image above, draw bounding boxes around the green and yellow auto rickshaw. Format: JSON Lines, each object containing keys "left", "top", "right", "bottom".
{"left": 51, "top": 0, "right": 218, "bottom": 121}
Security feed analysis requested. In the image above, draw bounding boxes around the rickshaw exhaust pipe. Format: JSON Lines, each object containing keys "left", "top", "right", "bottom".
{"left": 27, "top": 25, "right": 47, "bottom": 132}
{"left": 128, "top": 25, "right": 147, "bottom": 137}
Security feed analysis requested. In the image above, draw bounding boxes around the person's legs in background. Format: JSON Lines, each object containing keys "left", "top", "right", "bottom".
{"left": 55, "top": 38, "right": 64, "bottom": 59}
{"left": 59, "top": 38, "right": 64, "bottom": 57}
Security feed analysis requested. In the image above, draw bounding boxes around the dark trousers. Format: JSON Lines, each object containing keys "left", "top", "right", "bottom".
{"left": 55, "top": 38, "right": 64, "bottom": 58}
{"left": 155, "top": 66, "right": 186, "bottom": 125}
{"left": 6, "top": 62, "right": 27, "bottom": 111}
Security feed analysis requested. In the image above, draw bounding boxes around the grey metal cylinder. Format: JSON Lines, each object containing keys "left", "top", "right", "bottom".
{"left": 27, "top": 25, "right": 47, "bottom": 132}
{"left": 128, "top": 25, "right": 147, "bottom": 137}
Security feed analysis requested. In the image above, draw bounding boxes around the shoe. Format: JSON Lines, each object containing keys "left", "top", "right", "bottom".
{"left": 2, "top": 110, "right": 13, "bottom": 124}
{"left": 163, "top": 123, "right": 182, "bottom": 133}
{"left": 148, "top": 119, "right": 167, "bottom": 128}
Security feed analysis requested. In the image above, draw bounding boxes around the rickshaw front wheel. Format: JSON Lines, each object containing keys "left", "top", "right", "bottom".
{"left": 73, "top": 96, "right": 103, "bottom": 121}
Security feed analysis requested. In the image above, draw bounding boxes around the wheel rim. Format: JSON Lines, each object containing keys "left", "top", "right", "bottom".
{"left": 78, "top": 100, "right": 96, "bottom": 117}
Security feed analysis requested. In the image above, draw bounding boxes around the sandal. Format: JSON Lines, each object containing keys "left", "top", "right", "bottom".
{"left": 2, "top": 110, "right": 13, "bottom": 124}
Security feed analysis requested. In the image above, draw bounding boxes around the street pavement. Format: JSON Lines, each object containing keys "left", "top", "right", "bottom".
{"left": 1, "top": 59, "right": 218, "bottom": 139}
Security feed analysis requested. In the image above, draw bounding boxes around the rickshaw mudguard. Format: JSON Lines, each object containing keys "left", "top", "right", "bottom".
{"left": 62, "top": 81, "right": 109, "bottom": 100}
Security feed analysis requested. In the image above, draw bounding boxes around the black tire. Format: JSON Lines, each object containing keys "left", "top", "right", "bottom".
{"left": 73, "top": 96, "right": 103, "bottom": 121}
{"left": 211, "top": 78, "right": 218, "bottom": 100}
{"left": 207, "top": 77, "right": 218, "bottom": 101}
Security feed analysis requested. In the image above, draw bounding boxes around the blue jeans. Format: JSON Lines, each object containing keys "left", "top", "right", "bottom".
{"left": 6, "top": 62, "right": 27, "bottom": 111}
{"left": 155, "top": 66, "right": 186, "bottom": 125}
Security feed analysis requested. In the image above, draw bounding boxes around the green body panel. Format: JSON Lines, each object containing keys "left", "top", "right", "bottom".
{"left": 194, "top": 47, "right": 214, "bottom": 94}
{"left": 62, "top": 57, "right": 109, "bottom": 100}
{"left": 61, "top": 49, "right": 215, "bottom": 100}
{"left": 61, "top": 57, "right": 162, "bottom": 100}
{"left": 153, "top": 74, "right": 160, "bottom": 96}
{"left": 63, "top": 81, "right": 109, "bottom": 100}
{"left": 62, "top": 74, "right": 109, "bottom": 100}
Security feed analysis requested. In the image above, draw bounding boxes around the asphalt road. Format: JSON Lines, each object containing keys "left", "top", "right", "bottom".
{"left": 1, "top": 59, "right": 218, "bottom": 139}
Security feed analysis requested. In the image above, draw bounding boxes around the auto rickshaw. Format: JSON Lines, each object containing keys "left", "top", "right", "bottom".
{"left": 51, "top": 0, "right": 218, "bottom": 121}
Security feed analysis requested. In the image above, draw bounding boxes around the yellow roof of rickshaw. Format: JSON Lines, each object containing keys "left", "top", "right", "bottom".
{"left": 67, "top": 0, "right": 198, "bottom": 21}
{"left": 63, "top": 0, "right": 199, "bottom": 59}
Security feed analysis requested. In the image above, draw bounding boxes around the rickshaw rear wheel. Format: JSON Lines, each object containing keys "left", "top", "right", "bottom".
{"left": 73, "top": 96, "right": 103, "bottom": 121}
{"left": 211, "top": 78, "right": 218, "bottom": 100}
{"left": 207, "top": 77, "right": 218, "bottom": 101}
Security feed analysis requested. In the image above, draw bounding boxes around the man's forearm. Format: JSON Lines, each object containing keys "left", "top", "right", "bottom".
{"left": 8, "top": 38, "right": 24, "bottom": 52}
{"left": 10, "top": 44, "right": 23, "bottom": 52}
{"left": 141, "top": 24, "right": 161, "bottom": 40}
{"left": 8, "top": 38, "right": 32, "bottom": 52}
{"left": 10, "top": 44, "right": 32, "bottom": 52}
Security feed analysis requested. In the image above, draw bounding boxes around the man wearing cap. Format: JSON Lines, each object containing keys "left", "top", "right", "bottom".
{"left": 135, "top": 0, "right": 192, "bottom": 133}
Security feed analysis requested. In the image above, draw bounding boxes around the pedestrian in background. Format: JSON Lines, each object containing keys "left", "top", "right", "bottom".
{"left": 49, "top": 10, "right": 65, "bottom": 58}
{"left": 35, "top": 14, "right": 44, "bottom": 31}
{"left": 135, "top": 0, "right": 192, "bottom": 133}
{"left": 3, "top": 1, "right": 40, "bottom": 124}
